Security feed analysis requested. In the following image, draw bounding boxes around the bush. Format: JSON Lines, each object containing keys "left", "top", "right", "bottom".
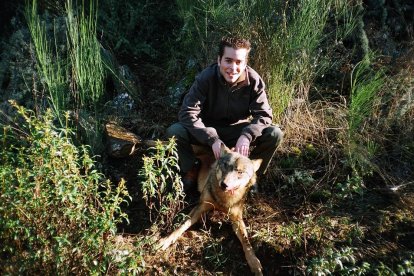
{"left": 138, "top": 138, "right": 186, "bottom": 232}
{"left": 0, "top": 102, "right": 130, "bottom": 274}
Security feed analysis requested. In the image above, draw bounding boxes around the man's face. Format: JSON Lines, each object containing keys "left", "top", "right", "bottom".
{"left": 218, "top": 46, "right": 248, "bottom": 85}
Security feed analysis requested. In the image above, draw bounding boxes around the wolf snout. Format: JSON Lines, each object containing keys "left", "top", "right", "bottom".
{"left": 220, "top": 181, "right": 228, "bottom": 190}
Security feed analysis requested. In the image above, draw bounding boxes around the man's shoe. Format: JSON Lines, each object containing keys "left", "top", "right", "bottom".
{"left": 181, "top": 159, "right": 200, "bottom": 192}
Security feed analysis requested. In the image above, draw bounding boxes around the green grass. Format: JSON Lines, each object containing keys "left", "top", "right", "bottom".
{"left": 174, "top": 0, "right": 360, "bottom": 120}
{"left": 349, "top": 55, "right": 384, "bottom": 133}
{"left": 26, "top": 0, "right": 106, "bottom": 113}
{"left": 264, "top": 0, "right": 360, "bottom": 119}
{"left": 26, "top": 0, "right": 108, "bottom": 151}
{"left": 347, "top": 54, "right": 385, "bottom": 175}
{"left": 66, "top": 0, "right": 105, "bottom": 111}
{"left": 25, "top": 0, "right": 68, "bottom": 122}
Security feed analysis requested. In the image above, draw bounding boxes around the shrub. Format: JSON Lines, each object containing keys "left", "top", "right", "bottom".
{"left": 138, "top": 138, "right": 186, "bottom": 231}
{"left": 0, "top": 102, "right": 130, "bottom": 274}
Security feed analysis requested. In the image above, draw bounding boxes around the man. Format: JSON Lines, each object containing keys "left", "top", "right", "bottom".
{"left": 166, "top": 36, "right": 283, "bottom": 191}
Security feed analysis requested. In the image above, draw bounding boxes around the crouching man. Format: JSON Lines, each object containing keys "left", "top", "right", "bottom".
{"left": 166, "top": 36, "right": 283, "bottom": 191}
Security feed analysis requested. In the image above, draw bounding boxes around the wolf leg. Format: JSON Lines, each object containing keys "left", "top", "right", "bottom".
{"left": 158, "top": 202, "right": 212, "bottom": 250}
{"left": 231, "top": 215, "right": 263, "bottom": 276}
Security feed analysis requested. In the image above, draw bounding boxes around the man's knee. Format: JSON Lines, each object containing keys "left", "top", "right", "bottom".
{"left": 263, "top": 125, "right": 283, "bottom": 146}
{"left": 165, "top": 122, "right": 188, "bottom": 140}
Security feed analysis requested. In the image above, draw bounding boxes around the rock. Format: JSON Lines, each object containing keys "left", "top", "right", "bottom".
{"left": 111, "top": 92, "right": 136, "bottom": 113}
{"left": 167, "top": 58, "right": 200, "bottom": 107}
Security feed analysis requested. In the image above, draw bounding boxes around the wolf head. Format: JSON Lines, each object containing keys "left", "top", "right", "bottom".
{"left": 214, "top": 144, "right": 262, "bottom": 194}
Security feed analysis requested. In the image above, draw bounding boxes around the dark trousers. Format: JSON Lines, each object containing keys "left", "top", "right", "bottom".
{"left": 165, "top": 122, "right": 283, "bottom": 175}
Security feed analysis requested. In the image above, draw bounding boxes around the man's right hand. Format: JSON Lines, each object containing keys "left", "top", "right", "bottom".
{"left": 212, "top": 139, "right": 223, "bottom": 159}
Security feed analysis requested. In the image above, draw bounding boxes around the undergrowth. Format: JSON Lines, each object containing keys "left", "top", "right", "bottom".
{"left": 0, "top": 102, "right": 137, "bottom": 274}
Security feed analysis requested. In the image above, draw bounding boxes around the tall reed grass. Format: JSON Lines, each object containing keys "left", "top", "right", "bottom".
{"left": 349, "top": 56, "right": 384, "bottom": 133}
{"left": 26, "top": 0, "right": 105, "bottom": 114}
{"left": 262, "top": 0, "right": 360, "bottom": 120}
{"left": 25, "top": 0, "right": 68, "bottom": 121}
{"left": 347, "top": 54, "right": 385, "bottom": 174}
{"left": 66, "top": 0, "right": 104, "bottom": 111}
{"left": 26, "top": 0, "right": 106, "bottom": 151}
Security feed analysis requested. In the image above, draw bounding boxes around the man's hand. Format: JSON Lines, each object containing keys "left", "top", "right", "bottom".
{"left": 212, "top": 139, "right": 223, "bottom": 159}
{"left": 234, "top": 135, "right": 250, "bottom": 156}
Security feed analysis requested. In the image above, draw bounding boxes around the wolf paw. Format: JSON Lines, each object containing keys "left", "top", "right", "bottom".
{"left": 157, "top": 237, "right": 173, "bottom": 251}
{"left": 247, "top": 255, "right": 263, "bottom": 276}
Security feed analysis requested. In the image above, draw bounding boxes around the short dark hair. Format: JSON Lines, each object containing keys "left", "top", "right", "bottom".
{"left": 218, "top": 36, "right": 251, "bottom": 59}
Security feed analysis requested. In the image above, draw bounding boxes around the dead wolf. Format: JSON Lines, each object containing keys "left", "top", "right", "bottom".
{"left": 158, "top": 144, "right": 263, "bottom": 275}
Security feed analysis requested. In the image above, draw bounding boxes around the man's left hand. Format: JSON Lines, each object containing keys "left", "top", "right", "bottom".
{"left": 234, "top": 135, "right": 250, "bottom": 156}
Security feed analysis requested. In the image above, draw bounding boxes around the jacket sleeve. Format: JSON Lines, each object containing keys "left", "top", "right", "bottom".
{"left": 178, "top": 75, "right": 220, "bottom": 146}
{"left": 240, "top": 77, "right": 273, "bottom": 142}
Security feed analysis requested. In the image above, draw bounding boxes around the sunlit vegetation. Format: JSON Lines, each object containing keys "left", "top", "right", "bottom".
{"left": 1, "top": 0, "right": 413, "bottom": 274}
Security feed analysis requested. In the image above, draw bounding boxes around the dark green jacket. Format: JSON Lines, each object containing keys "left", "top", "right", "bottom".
{"left": 178, "top": 63, "right": 273, "bottom": 146}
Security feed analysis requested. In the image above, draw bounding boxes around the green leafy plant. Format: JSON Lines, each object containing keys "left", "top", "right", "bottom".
{"left": 276, "top": 214, "right": 365, "bottom": 255}
{"left": 0, "top": 102, "right": 130, "bottom": 274}
{"left": 397, "top": 254, "right": 414, "bottom": 275}
{"left": 307, "top": 247, "right": 370, "bottom": 275}
{"left": 334, "top": 174, "right": 365, "bottom": 200}
{"left": 307, "top": 249, "right": 414, "bottom": 275}
{"left": 286, "top": 170, "right": 316, "bottom": 189}
{"left": 138, "top": 138, "right": 186, "bottom": 230}
{"left": 203, "top": 235, "right": 229, "bottom": 271}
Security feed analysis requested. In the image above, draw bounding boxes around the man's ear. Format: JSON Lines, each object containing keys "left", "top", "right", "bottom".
{"left": 217, "top": 55, "right": 221, "bottom": 65}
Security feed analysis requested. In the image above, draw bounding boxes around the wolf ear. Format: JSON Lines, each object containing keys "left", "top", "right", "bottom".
{"left": 251, "top": 159, "right": 262, "bottom": 172}
{"left": 220, "top": 143, "right": 231, "bottom": 156}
